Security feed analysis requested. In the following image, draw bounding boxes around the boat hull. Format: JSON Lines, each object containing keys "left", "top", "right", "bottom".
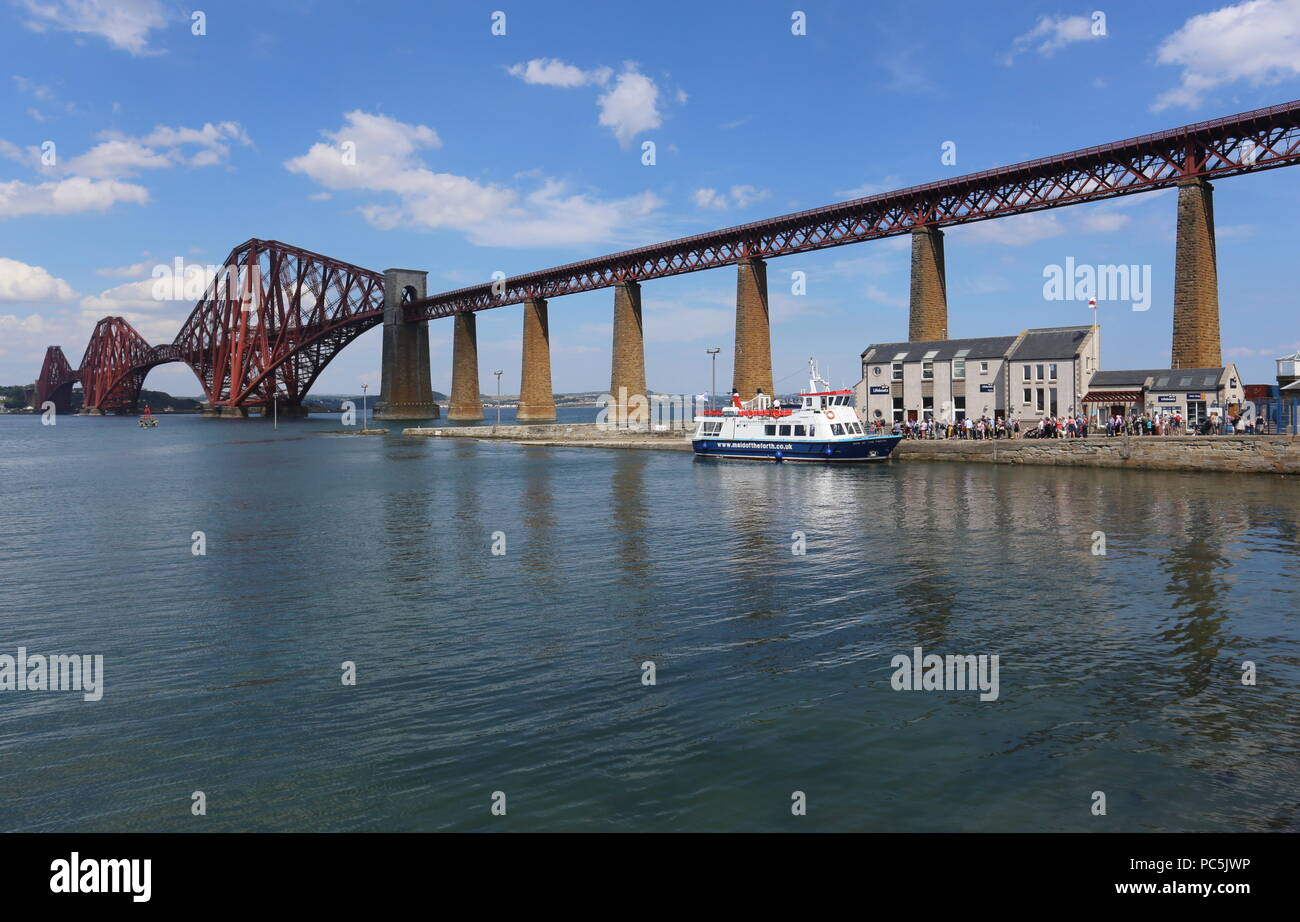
{"left": 692, "top": 435, "right": 902, "bottom": 462}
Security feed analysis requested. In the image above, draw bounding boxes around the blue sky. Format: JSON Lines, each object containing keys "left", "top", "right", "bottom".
{"left": 2, "top": 0, "right": 1299, "bottom": 398}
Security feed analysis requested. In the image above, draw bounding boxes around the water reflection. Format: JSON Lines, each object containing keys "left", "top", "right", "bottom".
{"left": 609, "top": 453, "right": 651, "bottom": 589}
{"left": 519, "top": 446, "right": 558, "bottom": 588}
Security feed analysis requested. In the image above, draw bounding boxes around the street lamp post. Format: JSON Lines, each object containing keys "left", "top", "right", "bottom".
{"left": 494, "top": 370, "right": 503, "bottom": 426}
{"left": 361, "top": 382, "right": 368, "bottom": 430}
{"left": 706, "top": 348, "right": 720, "bottom": 410}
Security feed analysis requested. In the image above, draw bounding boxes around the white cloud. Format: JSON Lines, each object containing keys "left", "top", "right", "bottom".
{"left": 1004, "top": 14, "right": 1103, "bottom": 64}
{"left": 0, "top": 176, "right": 150, "bottom": 219}
{"left": 1080, "top": 212, "right": 1130, "bottom": 233}
{"left": 838, "top": 175, "right": 904, "bottom": 199}
{"left": 12, "top": 75, "right": 54, "bottom": 101}
{"left": 693, "top": 185, "right": 770, "bottom": 210}
{"left": 286, "top": 111, "right": 665, "bottom": 247}
{"left": 79, "top": 278, "right": 164, "bottom": 313}
{"left": 465, "top": 180, "right": 662, "bottom": 248}
{"left": 0, "top": 311, "right": 49, "bottom": 335}
{"left": 509, "top": 61, "right": 675, "bottom": 147}
{"left": 729, "top": 185, "right": 769, "bottom": 208}
{"left": 1152, "top": 0, "right": 1300, "bottom": 111}
{"left": 694, "top": 188, "right": 727, "bottom": 210}
{"left": 0, "top": 257, "right": 77, "bottom": 301}
{"left": 597, "top": 69, "right": 663, "bottom": 147}
{"left": 62, "top": 122, "right": 251, "bottom": 176}
{"left": 16, "top": 0, "right": 168, "bottom": 56}
{"left": 958, "top": 206, "right": 1131, "bottom": 245}
{"left": 61, "top": 139, "right": 172, "bottom": 178}
{"left": 960, "top": 212, "right": 1066, "bottom": 246}
{"left": 507, "top": 58, "right": 611, "bottom": 87}
{"left": 0, "top": 121, "right": 249, "bottom": 219}
{"left": 97, "top": 257, "right": 156, "bottom": 277}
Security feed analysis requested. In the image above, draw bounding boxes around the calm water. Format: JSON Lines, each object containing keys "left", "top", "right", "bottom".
{"left": 1, "top": 413, "right": 1298, "bottom": 832}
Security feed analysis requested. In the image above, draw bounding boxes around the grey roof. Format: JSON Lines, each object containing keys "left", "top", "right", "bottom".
{"left": 862, "top": 335, "right": 1016, "bottom": 363}
{"left": 1146, "top": 368, "right": 1225, "bottom": 392}
{"left": 1087, "top": 368, "right": 1226, "bottom": 390}
{"left": 1087, "top": 369, "right": 1168, "bottom": 388}
{"left": 1008, "top": 326, "right": 1092, "bottom": 360}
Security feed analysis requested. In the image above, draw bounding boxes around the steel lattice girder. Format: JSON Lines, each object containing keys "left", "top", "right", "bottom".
{"left": 171, "top": 239, "right": 385, "bottom": 407}
{"left": 78, "top": 317, "right": 159, "bottom": 411}
{"left": 35, "top": 346, "right": 77, "bottom": 411}
{"left": 404, "top": 98, "right": 1300, "bottom": 321}
{"left": 46, "top": 240, "right": 384, "bottom": 412}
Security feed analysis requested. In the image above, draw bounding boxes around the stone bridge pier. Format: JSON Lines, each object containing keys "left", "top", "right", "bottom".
{"left": 375, "top": 268, "right": 439, "bottom": 420}
{"left": 908, "top": 225, "right": 947, "bottom": 342}
{"left": 1172, "top": 177, "right": 1222, "bottom": 368}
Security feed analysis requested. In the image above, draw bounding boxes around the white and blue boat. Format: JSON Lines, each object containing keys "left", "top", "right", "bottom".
{"left": 692, "top": 360, "right": 903, "bottom": 462}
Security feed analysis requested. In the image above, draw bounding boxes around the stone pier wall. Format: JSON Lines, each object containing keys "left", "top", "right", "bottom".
{"left": 895, "top": 435, "right": 1300, "bottom": 474}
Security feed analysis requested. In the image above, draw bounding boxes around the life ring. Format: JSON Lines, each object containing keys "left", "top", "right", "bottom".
{"left": 825, "top": 409, "right": 836, "bottom": 420}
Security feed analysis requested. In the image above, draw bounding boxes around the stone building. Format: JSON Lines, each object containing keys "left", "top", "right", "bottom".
{"left": 856, "top": 325, "right": 1099, "bottom": 425}
{"left": 1082, "top": 365, "right": 1244, "bottom": 427}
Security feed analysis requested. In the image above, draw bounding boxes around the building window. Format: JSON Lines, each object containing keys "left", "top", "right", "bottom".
{"left": 1049, "top": 363, "right": 1058, "bottom": 380}
{"left": 891, "top": 362, "right": 903, "bottom": 381}
{"left": 922, "top": 396, "right": 934, "bottom": 419}
{"left": 1022, "top": 366, "right": 1032, "bottom": 381}
{"left": 1049, "top": 387, "right": 1058, "bottom": 416}
{"left": 892, "top": 397, "right": 903, "bottom": 423}
{"left": 1036, "top": 364, "right": 1045, "bottom": 380}
{"left": 1035, "top": 388, "right": 1045, "bottom": 412}
{"left": 1023, "top": 388, "right": 1032, "bottom": 405}
{"left": 980, "top": 361, "right": 989, "bottom": 373}
{"left": 954, "top": 396, "right": 966, "bottom": 420}
{"left": 922, "top": 361, "right": 934, "bottom": 381}
{"left": 952, "top": 349, "right": 969, "bottom": 380}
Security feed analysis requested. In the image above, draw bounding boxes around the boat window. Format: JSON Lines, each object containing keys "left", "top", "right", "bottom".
{"left": 806, "top": 425, "right": 816, "bottom": 438}
{"left": 778, "top": 425, "right": 792, "bottom": 436}
{"left": 764, "top": 424, "right": 776, "bottom": 435}
{"left": 793, "top": 425, "right": 806, "bottom": 436}
{"left": 831, "top": 424, "right": 844, "bottom": 436}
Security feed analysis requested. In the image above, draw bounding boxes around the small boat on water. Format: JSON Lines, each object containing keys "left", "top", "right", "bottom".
{"left": 692, "top": 360, "right": 903, "bottom": 462}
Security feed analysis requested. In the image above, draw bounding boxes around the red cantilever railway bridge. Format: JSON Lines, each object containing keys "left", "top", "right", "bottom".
{"left": 35, "top": 99, "right": 1300, "bottom": 413}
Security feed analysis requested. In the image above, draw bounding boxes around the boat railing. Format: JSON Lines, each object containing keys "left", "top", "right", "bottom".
{"left": 701, "top": 408, "right": 793, "bottom": 418}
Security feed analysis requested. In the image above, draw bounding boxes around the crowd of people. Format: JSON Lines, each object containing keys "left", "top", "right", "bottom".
{"left": 868, "top": 409, "right": 1264, "bottom": 439}
{"left": 873, "top": 415, "right": 1020, "bottom": 439}
{"left": 1103, "top": 411, "right": 1262, "bottom": 436}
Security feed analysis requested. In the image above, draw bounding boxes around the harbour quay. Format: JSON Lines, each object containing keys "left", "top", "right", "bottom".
{"left": 894, "top": 433, "right": 1300, "bottom": 474}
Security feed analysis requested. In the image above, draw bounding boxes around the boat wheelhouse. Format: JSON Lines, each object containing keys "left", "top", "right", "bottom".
{"left": 692, "top": 360, "right": 903, "bottom": 462}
